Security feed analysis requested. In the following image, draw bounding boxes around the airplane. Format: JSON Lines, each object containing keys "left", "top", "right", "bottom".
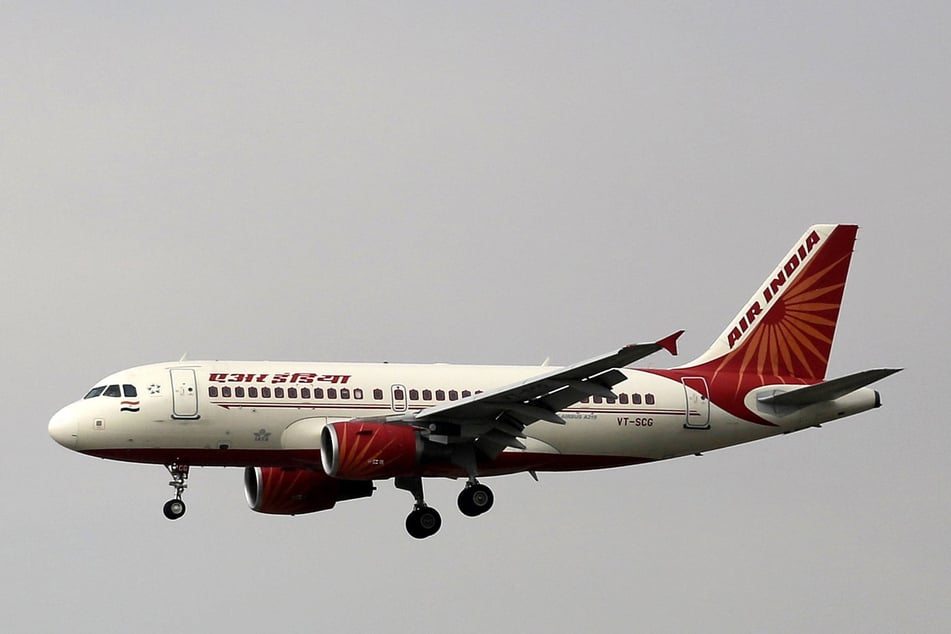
{"left": 49, "top": 224, "right": 900, "bottom": 538}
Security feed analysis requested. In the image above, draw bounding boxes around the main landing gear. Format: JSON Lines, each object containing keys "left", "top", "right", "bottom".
{"left": 163, "top": 463, "right": 189, "bottom": 520}
{"left": 395, "top": 476, "right": 495, "bottom": 539}
{"left": 457, "top": 481, "right": 494, "bottom": 517}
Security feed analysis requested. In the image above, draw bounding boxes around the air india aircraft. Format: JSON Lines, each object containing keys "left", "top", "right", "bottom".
{"left": 49, "top": 224, "right": 899, "bottom": 538}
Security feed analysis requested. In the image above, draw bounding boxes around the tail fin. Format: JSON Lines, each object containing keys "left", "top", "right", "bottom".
{"left": 681, "top": 224, "right": 858, "bottom": 382}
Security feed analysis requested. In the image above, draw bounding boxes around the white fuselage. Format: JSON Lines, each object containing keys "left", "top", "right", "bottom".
{"left": 49, "top": 360, "right": 879, "bottom": 476}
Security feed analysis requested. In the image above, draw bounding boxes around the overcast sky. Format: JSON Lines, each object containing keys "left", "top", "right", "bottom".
{"left": 2, "top": 3, "right": 948, "bottom": 632}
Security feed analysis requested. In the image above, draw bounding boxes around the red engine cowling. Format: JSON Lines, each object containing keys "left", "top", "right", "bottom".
{"left": 320, "top": 422, "right": 421, "bottom": 479}
{"left": 244, "top": 467, "right": 373, "bottom": 515}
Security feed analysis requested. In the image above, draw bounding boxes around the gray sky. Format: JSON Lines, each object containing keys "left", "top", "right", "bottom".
{"left": 2, "top": 3, "right": 948, "bottom": 632}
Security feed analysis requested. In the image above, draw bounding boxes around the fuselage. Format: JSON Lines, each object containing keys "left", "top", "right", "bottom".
{"left": 48, "top": 359, "right": 881, "bottom": 477}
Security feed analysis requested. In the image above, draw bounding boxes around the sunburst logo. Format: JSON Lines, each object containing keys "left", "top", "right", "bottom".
{"left": 711, "top": 237, "right": 853, "bottom": 382}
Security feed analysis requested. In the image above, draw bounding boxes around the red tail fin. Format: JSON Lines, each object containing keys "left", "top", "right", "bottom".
{"left": 681, "top": 224, "right": 858, "bottom": 382}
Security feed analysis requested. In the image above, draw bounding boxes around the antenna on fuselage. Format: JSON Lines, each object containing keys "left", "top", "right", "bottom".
{"left": 179, "top": 352, "right": 188, "bottom": 362}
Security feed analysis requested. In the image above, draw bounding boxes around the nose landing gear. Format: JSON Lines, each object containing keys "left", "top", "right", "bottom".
{"left": 163, "top": 463, "right": 189, "bottom": 520}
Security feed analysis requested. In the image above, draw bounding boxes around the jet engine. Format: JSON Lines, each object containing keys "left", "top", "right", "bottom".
{"left": 320, "top": 422, "right": 421, "bottom": 480}
{"left": 244, "top": 467, "right": 373, "bottom": 515}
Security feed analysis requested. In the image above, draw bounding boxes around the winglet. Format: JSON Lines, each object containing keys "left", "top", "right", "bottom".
{"left": 656, "top": 330, "right": 684, "bottom": 356}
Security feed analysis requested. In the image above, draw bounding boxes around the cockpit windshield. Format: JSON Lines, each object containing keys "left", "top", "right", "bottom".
{"left": 84, "top": 386, "right": 107, "bottom": 399}
{"left": 84, "top": 384, "right": 137, "bottom": 399}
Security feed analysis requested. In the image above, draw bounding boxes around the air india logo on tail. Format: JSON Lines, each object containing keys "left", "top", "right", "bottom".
{"left": 726, "top": 230, "right": 822, "bottom": 349}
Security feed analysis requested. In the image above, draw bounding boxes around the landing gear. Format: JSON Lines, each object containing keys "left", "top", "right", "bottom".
{"left": 395, "top": 476, "right": 441, "bottom": 539}
{"left": 163, "top": 463, "right": 189, "bottom": 520}
{"left": 163, "top": 498, "right": 186, "bottom": 520}
{"left": 457, "top": 481, "right": 494, "bottom": 517}
{"left": 405, "top": 506, "right": 442, "bottom": 539}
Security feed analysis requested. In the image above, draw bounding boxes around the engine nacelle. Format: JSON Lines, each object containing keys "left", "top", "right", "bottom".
{"left": 244, "top": 467, "right": 373, "bottom": 515}
{"left": 320, "top": 422, "right": 421, "bottom": 479}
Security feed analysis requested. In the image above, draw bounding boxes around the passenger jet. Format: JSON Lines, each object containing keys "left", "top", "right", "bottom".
{"left": 49, "top": 224, "right": 899, "bottom": 538}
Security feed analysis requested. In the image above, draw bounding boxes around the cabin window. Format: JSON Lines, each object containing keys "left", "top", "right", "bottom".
{"left": 287, "top": 387, "right": 298, "bottom": 399}
{"left": 328, "top": 388, "right": 337, "bottom": 399}
{"left": 354, "top": 388, "right": 364, "bottom": 399}
{"left": 449, "top": 390, "right": 459, "bottom": 401}
{"left": 222, "top": 386, "right": 232, "bottom": 398}
{"left": 435, "top": 390, "right": 445, "bottom": 401}
{"left": 619, "top": 394, "right": 629, "bottom": 404}
{"left": 462, "top": 390, "right": 472, "bottom": 398}
{"left": 248, "top": 387, "right": 258, "bottom": 398}
{"left": 409, "top": 389, "right": 420, "bottom": 400}
{"left": 208, "top": 386, "right": 219, "bottom": 397}
{"left": 422, "top": 389, "right": 433, "bottom": 400}
{"left": 300, "top": 387, "right": 311, "bottom": 399}
{"left": 261, "top": 387, "right": 271, "bottom": 398}
{"left": 373, "top": 388, "right": 384, "bottom": 400}
{"left": 275, "top": 387, "right": 285, "bottom": 398}
{"left": 235, "top": 387, "right": 245, "bottom": 398}
{"left": 314, "top": 388, "right": 324, "bottom": 399}
{"left": 392, "top": 388, "right": 403, "bottom": 400}
{"left": 632, "top": 393, "right": 642, "bottom": 405}
{"left": 645, "top": 393, "right": 655, "bottom": 405}
{"left": 340, "top": 388, "right": 350, "bottom": 399}
{"left": 593, "top": 395, "right": 603, "bottom": 404}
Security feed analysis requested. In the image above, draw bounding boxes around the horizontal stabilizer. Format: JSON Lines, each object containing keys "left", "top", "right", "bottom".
{"left": 758, "top": 369, "right": 902, "bottom": 407}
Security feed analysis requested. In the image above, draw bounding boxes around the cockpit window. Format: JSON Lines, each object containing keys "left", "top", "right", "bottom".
{"left": 84, "top": 386, "right": 106, "bottom": 399}
{"left": 123, "top": 384, "right": 137, "bottom": 398}
{"left": 103, "top": 385, "right": 121, "bottom": 397}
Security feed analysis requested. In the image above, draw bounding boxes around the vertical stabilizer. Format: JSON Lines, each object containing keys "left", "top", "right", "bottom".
{"left": 680, "top": 224, "right": 858, "bottom": 382}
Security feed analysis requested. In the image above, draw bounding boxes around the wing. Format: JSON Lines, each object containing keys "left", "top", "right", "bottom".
{"left": 398, "top": 331, "right": 683, "bottom": 457}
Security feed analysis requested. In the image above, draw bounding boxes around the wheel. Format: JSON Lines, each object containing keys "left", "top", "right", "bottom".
{"left": 163, "top": 498, "right": 186, "bottom": 520}
{"left": 457, "top": 483, "right": 494, "bottom": 517}
{"left": 405, "top": 506, "right": 441, "bottom": 539}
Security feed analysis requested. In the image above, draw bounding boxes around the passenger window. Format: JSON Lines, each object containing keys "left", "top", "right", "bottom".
{"left": 261, "top": 387, "right": 272, "bottom": 398}
{"left": 435, "top": 390, "right": 445, "bottom": 401}
{"left": 581, "top": 396, "right": 590, "bottom": 403}
{"left": 607, "top": 396, "right": 616, "bottom": 404}
{"left": 392, "top": 388, "right": 403, "bottom": 400}
{"left": 248, "top": 387, "right": 258, "bottom": 398}
{"left": 354, "top": 388, "right": 363, "bottom": 399}
{"left": 409, "top": 389, "right": 420, "bottom": 400}
{"left": 449, "top": 390, "right": 458, "bottom": 401}
{"left": 208, "top": 386, "right": 219, "bottom": 397}
{"left": 632, "top": 394, "right": 642, "bottom": 405}
{"left": 619, "top": 394, "right": 629, "bottom": 404}
{"left": 340, "top": 388, "right": 350, "bottom": 399}
{"left": 235, "top": 387, "right": 245, "bottom": 397}
{"left": 300, "top": 387, "right": 311, "bottom": 399}
{"left": 123, "top": 384, "right": 137, "bottom": 397}
{"left": 462, "top": 390, "right": 471, "bottom": 398}
{"left": 328, "top": 388, "right": 337, "bottom": 399}
{"left": 373, "top": 388, "right": 383, "bottom": 400}
{"left": 84, "top": 386, "right": 106, "bottom": 399}
{"left": 287, "top": 388, "right": 298, "bottom": 399}
{"left": 275, "top": 387, "right": 285, "bottom": 398}
{"left": 222, "top": 386, "right": 232, "bottom": 397}
{"left": 314, "top": 388, "right": 324, "bottom": 399}
{"left": 646, "top": 393, "right": 655, "bottom": 405}
{"left": 422, "top": 389, "right": 432, "bottom": 400}
{"left": 104, "top": 385, "right": 121, "bottom": 397}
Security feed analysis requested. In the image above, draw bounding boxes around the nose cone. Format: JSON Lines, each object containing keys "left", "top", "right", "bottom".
{"left": 49, "top": 406, "right": 79, "bottom": 448}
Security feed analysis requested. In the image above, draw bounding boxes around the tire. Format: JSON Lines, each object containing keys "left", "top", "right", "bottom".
{"left": 406, "top": 507, "right": 441, "bottom": 538}
{"left": 163, "top": 498, "right": 186, "bottom": 520}
{"left": 458, "top": 483, "right": 494, "bottom": 517}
